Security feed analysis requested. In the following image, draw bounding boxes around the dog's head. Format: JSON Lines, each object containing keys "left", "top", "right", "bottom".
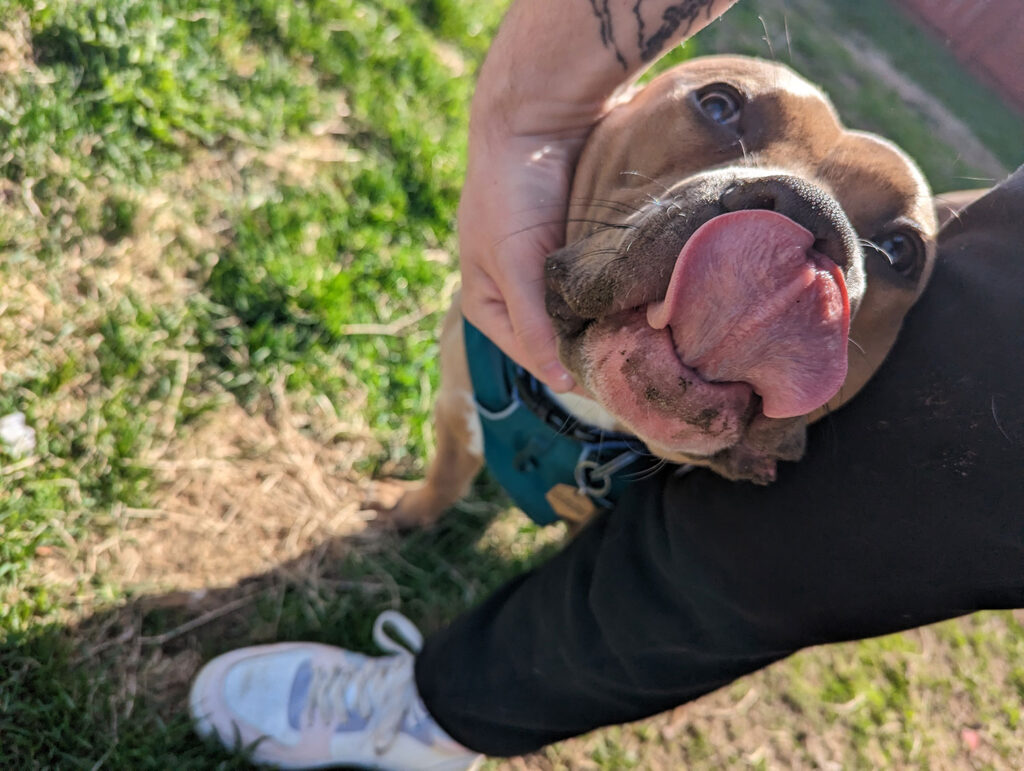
{"left": 545, "top": 56, "right": 937, "bottom": 483}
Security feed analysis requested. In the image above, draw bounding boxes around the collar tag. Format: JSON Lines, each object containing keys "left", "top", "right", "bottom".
{"left": 546, "top": 483, "right": 599, "bottom": 523}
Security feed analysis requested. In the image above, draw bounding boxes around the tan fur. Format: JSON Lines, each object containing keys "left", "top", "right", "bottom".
{"left": 378, "top": 56, "right": 939, "bottom": 526}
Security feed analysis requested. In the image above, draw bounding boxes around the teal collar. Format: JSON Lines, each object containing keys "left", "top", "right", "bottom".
{"left": 463, "top": 318, "right": 652, "bottom": 525}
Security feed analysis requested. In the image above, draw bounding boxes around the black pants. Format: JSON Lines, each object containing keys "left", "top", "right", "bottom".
{"left": 415, "top": 170, "right": 1024, "bottom": 756}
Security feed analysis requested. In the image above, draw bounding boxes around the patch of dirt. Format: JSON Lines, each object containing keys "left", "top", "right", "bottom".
{"left": 29, "top": 390, "right": 381, "bottom": 596}
{"left": 123, "top": 394, "right": 377, "bottom": 592}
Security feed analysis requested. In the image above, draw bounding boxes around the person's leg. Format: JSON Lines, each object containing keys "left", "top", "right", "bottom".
{"left": 415, "top": 170, "right": 1024, "bottom": 755}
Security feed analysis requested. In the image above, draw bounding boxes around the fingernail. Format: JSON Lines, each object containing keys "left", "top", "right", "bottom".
{"left": 541, "top": 362, "right": 575, "bottom": 393}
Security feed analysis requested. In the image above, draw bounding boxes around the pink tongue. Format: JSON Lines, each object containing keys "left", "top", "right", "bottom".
{"left": 646, "top": 210, "right": 849, "bottom": 418}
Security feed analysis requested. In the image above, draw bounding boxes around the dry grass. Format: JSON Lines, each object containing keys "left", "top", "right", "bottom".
{"left": 25, "top": 393, "right": 378, "bottom": 593}
{"left": 4, "top": 117, "right": 385, "bottom": 656}
{"left": 129, "top": 391, "right": 376, "bottom": 592}
{"left": 54, "top": 393, "right": 387, "bottom": 720}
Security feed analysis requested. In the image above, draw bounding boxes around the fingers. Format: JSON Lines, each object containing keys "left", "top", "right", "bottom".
{"left": 461, "top": 264, "right": 576, "bottom": 393}
{"left": 503, "top": 279, "right": 576, "bottom": 393}
{"left": 460, "top": 273, "right": 520, "bottom": 359}
{"left": 457, "top": 132, "right": 585, "bottom": 393}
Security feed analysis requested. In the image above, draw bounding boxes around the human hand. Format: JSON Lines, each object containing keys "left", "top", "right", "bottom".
{"left": 457, "top": 0, "right": 739, "bottom": 392}
{"left": 458, "top": 127, "right": 589, "bottom": 393}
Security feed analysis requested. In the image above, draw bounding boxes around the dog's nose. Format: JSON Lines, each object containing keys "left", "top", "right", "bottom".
{"left": 720, "top": 175, "right": 860, "bottom": 275}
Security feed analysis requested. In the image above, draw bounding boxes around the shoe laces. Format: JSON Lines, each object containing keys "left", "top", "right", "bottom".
{"left": 303, "top": 611, "right": 426, "bottom": 755}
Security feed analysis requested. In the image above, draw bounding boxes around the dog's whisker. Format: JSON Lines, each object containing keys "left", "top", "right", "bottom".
{"left": 564, "top": 219, "right": 641, "bottom": 240}
{"left": 557, "top": 422, "right": 583, "bottom": 439}
{"left": 512, "top": 200, "right": 638, "bottom": 217}
{"left": 572, "top": 225, "right": 640, "bottom": 242}
{"left": 568, "top": 197, "right": 646, "bottom": 214}
{"left": 618, "top": 170, "right": 672, "bottom": 195}
{"left": 626, "top": 458, "right": 670, "bottom": 482}
{"left": 859, "top": 238, "right": 896, "bottom": 265}
{"left": 571, "top": 247, "right": 630, "bottom": 260}
{"left": 565, "top": 203, "right": 638, "bottom": 218}
{"left": 784, "top": 14, "right": 793, "bottom": 63}
{"left": 758, "top": 15, "right": 776, "bottom": 62}
{"left": 643, "top": 193, "right": 667, "bottom": 208}
{"left": 495, "top": 219, "right": 636, "bottom": 246}
{"left": 737, "top": 137, "right": 751, "bottom": 165}
{"left": 934, "top": 195, "right": 974, "bottom": 226}
{"left": 848, "top": 337, "right": 866, "bottom": 357}
{"left": 564, "top": 217, "right": 637, "bottom": 229}
{"left": 630, "top": 459, "right": 664, "bottom": 478}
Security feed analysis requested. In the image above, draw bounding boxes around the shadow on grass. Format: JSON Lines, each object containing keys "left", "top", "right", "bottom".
{"left": 1, "top": 482, "right": 565, "bottom": 768}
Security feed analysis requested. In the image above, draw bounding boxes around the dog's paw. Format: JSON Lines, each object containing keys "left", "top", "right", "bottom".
{"left": 363, "top": 479, "right": 409, "bottom": 512}
{"left": 363, "top": 480, "right": 444, "bottom": 530}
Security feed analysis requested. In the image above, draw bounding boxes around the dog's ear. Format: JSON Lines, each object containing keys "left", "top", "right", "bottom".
{"left": 934, "top": 188, "right": 990, "bottom": 229}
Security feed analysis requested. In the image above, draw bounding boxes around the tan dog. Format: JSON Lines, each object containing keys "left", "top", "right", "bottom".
{"left": 382, "top": 55, "right": 937, "bottom": 528}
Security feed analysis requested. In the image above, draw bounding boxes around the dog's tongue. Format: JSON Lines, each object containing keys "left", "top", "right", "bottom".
{"left": 647, "top": 210, "right": 849, "bottom": 418}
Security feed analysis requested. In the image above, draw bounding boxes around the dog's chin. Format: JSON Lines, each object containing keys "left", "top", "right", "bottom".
{"left": 573, "top": 310, "right": 756, "bottom": 458}
{"left": 562, "top": 311, "right": 814, "bottom": 484}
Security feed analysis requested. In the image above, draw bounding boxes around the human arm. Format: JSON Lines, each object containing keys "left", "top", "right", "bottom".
{"left": 459, "top": 0, "right": 740, "bottom": 391}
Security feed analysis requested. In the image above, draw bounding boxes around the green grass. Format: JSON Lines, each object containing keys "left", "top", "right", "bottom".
{"left": 1, "top": 0, "right": 1023, "bottom": 767}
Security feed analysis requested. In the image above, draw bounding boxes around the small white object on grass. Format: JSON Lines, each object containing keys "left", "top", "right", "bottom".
{"left": 0, "top": 412, "right": 37, "bottom": 458}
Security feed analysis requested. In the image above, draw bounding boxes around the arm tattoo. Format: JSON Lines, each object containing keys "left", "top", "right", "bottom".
{"left": 588, "top": 0, "right": 629, "bottom": 70}
{"left": 587, "top": 0, "right": 718, "bottom": 70}
{"left": 632, "top": 0, "right": 647, "bottom": 55}
{"left": 634, "top": 0, "right": 717, "bottom": 62}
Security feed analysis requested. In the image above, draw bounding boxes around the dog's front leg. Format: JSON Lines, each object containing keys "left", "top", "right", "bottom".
{"left": 378, "top": 297, "right": 484, "bottom": 529}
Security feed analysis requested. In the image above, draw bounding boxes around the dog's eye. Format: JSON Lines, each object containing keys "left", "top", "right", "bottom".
{"left": 696, "top": 84, "right": 743, "bottom": 126}
{"left": 874, "top": 230, "right": 924, "bottom": 276}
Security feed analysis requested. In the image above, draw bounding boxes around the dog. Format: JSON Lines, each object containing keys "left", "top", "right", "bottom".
{"left": 378, "top": 55, "right": 937, "bottom": 529}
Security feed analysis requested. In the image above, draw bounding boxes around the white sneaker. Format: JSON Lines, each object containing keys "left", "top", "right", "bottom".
{"left": 189, "top": 611, "right": 482, "bottom": 770}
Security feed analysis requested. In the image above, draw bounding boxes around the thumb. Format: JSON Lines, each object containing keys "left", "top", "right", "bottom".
{"left": 504, "top": 283, "right": 576, "bottom": 393}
